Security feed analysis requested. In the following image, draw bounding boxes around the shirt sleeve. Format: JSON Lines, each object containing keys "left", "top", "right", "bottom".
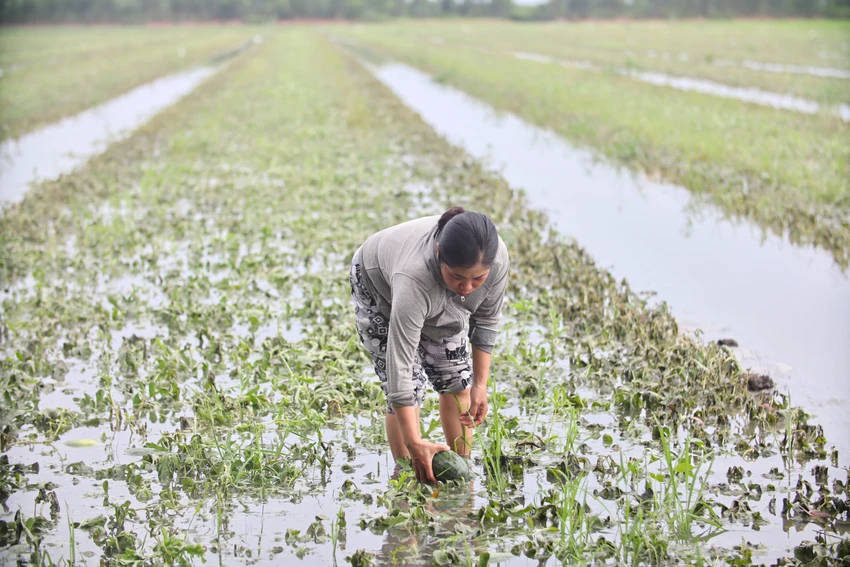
{"left": 385, "top": 274, "right": 430, "bottom": 408}
{"left": 469, "top": 244, "right": 510, "bottom": 354}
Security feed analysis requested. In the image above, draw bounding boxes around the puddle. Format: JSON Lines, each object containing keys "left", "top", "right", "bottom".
{"left": 741, "top": 59, "right": 850, "bottom": 80}
{"left": 512, "top": 51, "right": 850, "bottom": 121}
{"left": 366, "top": 62, "right": 850, "bottom": 457}
{"left": 0, "top": 67, "right": 217, "bottom": 206}
{"left": 513, "top": 51, "right": 555, "bottom": 64}
{"left": 625, "top": 69, "right": 850, "bottom": 121}
{"left": 515, "top": 50, "right": 594, "bottom": 70}
{"left": 644, "top": 52, "right": 850, "bottom": 80}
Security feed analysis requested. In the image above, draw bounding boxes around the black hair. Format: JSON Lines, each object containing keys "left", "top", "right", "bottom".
{"left": 435, "top": 206, "right": 499, "bottom": 269}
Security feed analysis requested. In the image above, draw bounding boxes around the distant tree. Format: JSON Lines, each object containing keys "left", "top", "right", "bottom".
{"left": 0, "top": 0, "right": 847, "bottom": 23}
{"left": 568, "top": 0, "right": 589, "bottom": 17}
{"left": 409, "top": 0, "right": 428, "bottom": 17}
{"left": 491, "top": 0, "right": 512, "bottom": 16}
{"left": 274, "top": 0, "right": 290, "bottom": 17}
{"left": 596, "top": 0, "right": 624, "bottom": 16}
{"left": 793, "top": 0, "right": 820, "bottom": 16}
{"left": 551, "top": 0, "right": 569, "bottom": 17}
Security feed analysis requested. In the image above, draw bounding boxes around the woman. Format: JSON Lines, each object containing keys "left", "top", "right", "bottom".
{"left": 349, "top": 206, "right": 510, "bottom": 483}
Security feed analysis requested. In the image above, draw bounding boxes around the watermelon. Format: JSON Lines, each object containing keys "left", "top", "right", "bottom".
{"left": 432, "top": 450, "right": 471, "bottom": 482}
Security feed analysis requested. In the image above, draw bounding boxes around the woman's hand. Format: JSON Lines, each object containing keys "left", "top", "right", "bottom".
{"left": 460, "top": 383, "right": 488, "bottom": 427}
{"left": 406, "top": 440, "right": 451, "bottom": 484}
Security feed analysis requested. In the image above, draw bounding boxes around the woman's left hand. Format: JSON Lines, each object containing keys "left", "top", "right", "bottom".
{"left": 461, "top": 383, "right": 488, "bottom": 427}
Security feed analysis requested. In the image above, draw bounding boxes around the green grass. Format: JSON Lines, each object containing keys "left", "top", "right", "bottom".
{"left": 0, "top": 25, "right": 257, "bottom": 140}
{"left": 0, "top": 26, "right": 211, "bottom": 68}
{"left": 376, "top": 19, "right": 850, "bottom": 105}
{"left": 331, "top": 23, "right": 850, "bottom": 267}
{"left": 0, "top": 27, "right": 845, "bottom": 566}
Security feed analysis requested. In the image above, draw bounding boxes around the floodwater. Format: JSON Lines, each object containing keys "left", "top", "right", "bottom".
{"left": 512, "top": 51, "right": 850, "bottom": 121}
{"left": 367, "top": 62, "right": 850, "bottom": 458}
{"left": 0, "top": 36, "right": 265, "bottom": 206}
{"left": 644, "top": 51, "right": 850, "bottom": 79}
{"left": 741, "top": 59, "right": 850, "bottom": 80}
{"left": 626, "top": 69, "right": 850, "bottom": 121}
{"left": 0, "top": 67, "right": 216, "bottom": 205}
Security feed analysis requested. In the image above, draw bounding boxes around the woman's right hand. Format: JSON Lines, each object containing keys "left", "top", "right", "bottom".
{"left": 406, "top": 440, "right": 451, "bottom": 484}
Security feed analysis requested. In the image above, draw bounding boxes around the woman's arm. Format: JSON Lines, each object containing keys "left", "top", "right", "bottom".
{"left": 460, "top": 345, "right": 490, "bottom": 427}
{"left": 464, "top": 242, "right": 508, "bottom": 427}
{"left": 386, "top": 275, "right": 449, "bottom": 482}
{"left": 394, "top": 407, "right": 450, "bottom": 483}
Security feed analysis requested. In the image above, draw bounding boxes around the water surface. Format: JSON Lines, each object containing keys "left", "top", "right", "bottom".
{"left": 512, "top": 51, "right": 850, "bottom": 121}
{"left": 0, "top": 67, "right": 216, "bottom": 205}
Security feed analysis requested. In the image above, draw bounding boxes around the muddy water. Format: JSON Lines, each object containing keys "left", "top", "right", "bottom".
{"left": 368, "top": 63, "right": 850, "bottom": 457}
{"left": 0, "top": 67, "right": 216, "bottom": 205}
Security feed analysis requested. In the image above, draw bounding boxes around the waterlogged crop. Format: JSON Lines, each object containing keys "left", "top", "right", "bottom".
{"left": 0, "top": 28, "right": 846, "bottom": 566}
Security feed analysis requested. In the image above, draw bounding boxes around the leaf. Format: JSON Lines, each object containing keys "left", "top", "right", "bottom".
{"left": 674, "top": 459, "right": 694, "bottom": 474}
{"left": 65, "top": 439, "right": 101, "bottom": 448}
{"left": 77, "top": 515, "right": 107, "bottom": 531}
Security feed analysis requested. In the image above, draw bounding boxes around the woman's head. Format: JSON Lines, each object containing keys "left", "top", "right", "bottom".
{"left": 435, "top": 206, "right": 499, "bottom": 297}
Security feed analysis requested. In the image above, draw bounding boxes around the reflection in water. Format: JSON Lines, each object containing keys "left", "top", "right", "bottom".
{"left": 376, "top": 479, "right": 481, "bottom": 566}
{"left": 0, "top": 67, "right": 217, "bottom": 205}
{"left": 366, "top": 62, "right": 850, "bottom": 458}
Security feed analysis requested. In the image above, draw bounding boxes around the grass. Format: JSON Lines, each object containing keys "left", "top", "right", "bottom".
{"left": 0, "top": 25, "right": 846, "bottom": 566}
{"left": 0, "top": 25, "right": 257, "bottom": 140}
{"left": 372, "top": 19, "right": 850, "bottom": 105}
{"left": 331, "top": 23, "right": 850, "bottom": 268}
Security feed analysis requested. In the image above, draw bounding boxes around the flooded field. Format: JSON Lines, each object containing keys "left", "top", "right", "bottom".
{"left": 363, "top": 60, "right": 850, "bottom": 460}
{"left": 0, "top": 26, "right": 257, "bottom": 141}
{"left": 511, "top": 50, "right": 850, "bottom": 121}
{"left": 0, "top": 67, "right": 217, "bottom": 205}
{"left": 336, "top": 21, "right": 850, "bottom": 270}
{"left": 1, "top": 24, "right": 848, "bottom": 567}
{"left": 367, "top": 19, "right": 850, "bottom": 106}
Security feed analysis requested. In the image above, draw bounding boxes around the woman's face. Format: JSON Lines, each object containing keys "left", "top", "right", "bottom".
{"left": 440, "top": 261, "right": 490, "bottom": 297}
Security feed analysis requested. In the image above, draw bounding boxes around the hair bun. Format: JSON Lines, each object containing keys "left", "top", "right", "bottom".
{"left": 436, "top": 206, "right": 466, "bottom": 236}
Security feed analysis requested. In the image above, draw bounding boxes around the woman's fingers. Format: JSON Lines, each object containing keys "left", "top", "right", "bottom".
{"left": 425, "top": 444, "right": 450, "bottom": 483}
{"left": 469, "top": 386, "right": 488, "bottom": 426}
{"left": 410, "top": 441, "right": 449, "bottom": 484}
{"left": 425, "top": 459, "right": 437, "bottom": 484}
{"left": 473, "top": 401, "right": 488, "bottom": 425}
{"left": 459, "top": 400, "right": 487, "bottom": 428}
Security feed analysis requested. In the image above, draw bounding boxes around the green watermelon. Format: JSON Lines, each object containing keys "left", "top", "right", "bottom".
{"left": 432, "top": 451, "right": 471, "bottom": 482}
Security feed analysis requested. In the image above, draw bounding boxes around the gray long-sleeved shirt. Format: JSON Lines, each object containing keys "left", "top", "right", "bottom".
{"left": 359, "top": 215, "right": 510, "bottom": 408}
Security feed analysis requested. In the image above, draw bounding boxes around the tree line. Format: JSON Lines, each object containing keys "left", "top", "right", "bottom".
{"left": 1, "top": 0, "right": 847, "bottom": 24}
